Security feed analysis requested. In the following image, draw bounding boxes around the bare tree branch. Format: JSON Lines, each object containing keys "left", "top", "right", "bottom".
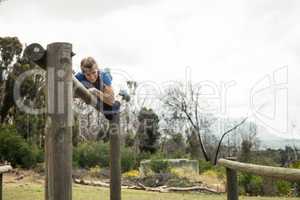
{"left": 213, "top": 117, "right": 248, "bottom": 165}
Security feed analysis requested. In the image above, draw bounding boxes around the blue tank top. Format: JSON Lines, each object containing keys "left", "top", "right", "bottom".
{"left": 75, "top": 70, "right": 112, "bottom": 91}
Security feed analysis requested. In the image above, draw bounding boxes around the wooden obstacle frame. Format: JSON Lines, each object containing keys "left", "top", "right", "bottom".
{"left": 16, "top": 42, "right": 300, "bottom": 200}
{"left": 25, "top": 42, "right": 121, "bottom": 200}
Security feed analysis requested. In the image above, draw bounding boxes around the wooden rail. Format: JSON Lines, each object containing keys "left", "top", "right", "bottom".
{"left": 0, "top": 165, "right": 12, "bottom": 200}
{"left": 218, "top": 158, "right": 300, "bottom": 200}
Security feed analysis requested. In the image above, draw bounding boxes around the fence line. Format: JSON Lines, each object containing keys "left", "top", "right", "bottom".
{"left": 218, "top": 158, "right": 300, "bottom": 200}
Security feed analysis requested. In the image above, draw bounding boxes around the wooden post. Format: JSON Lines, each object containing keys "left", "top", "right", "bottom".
{"left": 0, "top": 174, "right": 2, "bottom": 200}
{"left": 225, "top": 157, "right": 238, "bottom": 200}
{"left": 109, "top": 112, "right": 121, "bottom": 200}
{"left": 45, "top": 43, "right": 73, "bottom": 200}
{"left": 226, "top": 167, "right": 238, "bottom": 200}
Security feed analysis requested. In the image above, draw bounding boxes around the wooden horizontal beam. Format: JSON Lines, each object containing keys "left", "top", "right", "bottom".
{"left": 24, "top": 43, "right": 75, "bottom": 70}
{"left": 73, "top": 77, "right": 100, "bottom": 111}
{"left": 24, "top": 43, "right": 108, "bottom": 115}
{"left": 0, "top": 166, "right": 12, "bottom": 174}
{"left": 218, "top": 159, "right": 300, "bottom": 181}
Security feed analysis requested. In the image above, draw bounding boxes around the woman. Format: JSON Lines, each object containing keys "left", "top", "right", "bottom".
{"left": 75, "top": 57, "right": 119, "bottom": 120}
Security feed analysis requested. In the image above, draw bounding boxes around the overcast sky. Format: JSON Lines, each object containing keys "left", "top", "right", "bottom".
{"left": 1, "top": 0, "right": 300, "bottom": 139}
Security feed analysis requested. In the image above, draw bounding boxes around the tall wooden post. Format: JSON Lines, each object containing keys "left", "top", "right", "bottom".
{"left": 109, "top": 112, "right": 121, "bottom": 200}
{"left": 45, "top": 43, "right": 73, "bottom": 200}
{"left": 225, "top": 157, "right": 238, "bottom": 200}
{"left": 226, "top": 167, "right": 238, "bottom": 200}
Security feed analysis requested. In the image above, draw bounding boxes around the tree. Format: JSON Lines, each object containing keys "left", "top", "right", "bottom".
{"left": 136, "top": 107, "right": 160, "bottom": 153}
{"left": 162, "top": 82, "right": 251, "bottom": 164}
{"left": 238, "top": 122, "right": 259, "bottom": 163}
{"left": 214, "top": 117, "right": 248, "bottom": 164}
{"left": 0, "top": 37, "right": 48, "bottom": 147}
{"left": 160, "top": 130, "right": 186, "bottom": 158}
{"left": 0, "top": 37, "right": 23, "bottom": 122}
{"left": 186, "top": 129, "right": 202, "bottom": 159}
{"left": 162, "top": 84, "right": 211, "bottom": 161}
{"left": 240, "top": 140, "right": 253, "bottom": 162}
{"left": 0, "top": 37, "right": 22, "bottom": 83}
{"left": 279, "top": 146, "right": 295, "bottom": 167}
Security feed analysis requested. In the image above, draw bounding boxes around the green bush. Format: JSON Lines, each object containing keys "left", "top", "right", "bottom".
{"left": 213, "top": 165, "right": 226, "bottom": 179}
{"left": 198, "top": 159, "right": 213, "bottom": 174}
{"left": 133, "top": 151, "right": 151, "bottom": 169}
{"left": 73, "top": 141, "right": 136, "bottom": 173}
{"left": 121, "top": 147, "right": 135, "bottom": 172}
{"left": 150, "top": 152, "right": 165, "bottom": 160}
{"left": 276, "top": 180, "right": 292, "bottom": 196}
{"left": 0, "top": 125, "right": 42, "bottom": 168}
{"left": 290, "top": 161, "right": 300, "bottom": 197}
{"left": 149, "top": 160, "right": 170, "bottom": 173}
{"left": 239, "top": 173, "right": 263, "bottom": 196}
{"left": 73, "top": 141, "right": 109, "bottom": 168}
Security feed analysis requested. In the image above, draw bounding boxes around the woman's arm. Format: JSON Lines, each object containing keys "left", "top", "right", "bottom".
{"left": 89, "top": 86, "right": 115, "bottom": 106}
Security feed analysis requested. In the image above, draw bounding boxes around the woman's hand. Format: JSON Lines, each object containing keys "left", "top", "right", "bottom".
{"left": 88, "top": 87, "right": 99, "bottom": 96}
{"left": 88, "top": 87, "right": 115, "bottom": 106}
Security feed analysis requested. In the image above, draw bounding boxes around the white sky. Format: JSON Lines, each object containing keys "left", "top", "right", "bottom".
{"left": 0, "top": 0, "right": 300, "bottom": 139}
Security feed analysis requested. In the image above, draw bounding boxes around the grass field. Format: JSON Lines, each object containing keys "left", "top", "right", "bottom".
{"left": 2, "top": 170, "right": 298, "bottom": 200}
{"left": 4, "top": 183, "right": 299, "bottom": 200}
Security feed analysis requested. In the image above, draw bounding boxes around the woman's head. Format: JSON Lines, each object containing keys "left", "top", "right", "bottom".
{"left": 80, "top": 57, "right": 99, "bottom": 83}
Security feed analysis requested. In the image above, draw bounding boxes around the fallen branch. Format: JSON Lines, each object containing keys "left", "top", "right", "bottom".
{"left": 137, "top": 183, "right": 220, "bottom": 194}
{"left": 73, "top": 178, "right": 221, "bottom": 194}
{"left": 74, "top": 179, "right": 109, "bottom": 187}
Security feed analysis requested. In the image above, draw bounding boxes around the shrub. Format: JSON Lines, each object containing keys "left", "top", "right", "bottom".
{"left": 213, "top": 166, "right": 226, "bottom": 179}
{"left": 74, "top": 141, "right": 136, "bottom": 173}
{"left": 290, "top": 161, "right": 300, "bottom": 169}
{"left": 149, "top": 152, "right": 165, "bottom": 160}
{"left": 121, "top": 147, "right": 136, "bottom": 172}
{"left": 0, "top": 125, "right": 42, "bottom": 168}
{"left": 276, "top": 180, "right": 292, "bottom": 196}
{"left": 290, "top": 161, "right": 300, "bottom": 197}
{"left": 149, "top": 160, "right": 170, "bottom": 173}
{"left": 73, "top": 141, "right": 109, "bottom": 168}
{"left": 239, "top": 173, "right": 263, "bottom": 196}
{"left": 134, "top": 151, "right": 151, "bottom": 169}
{"left": 198, "top": 159, "right": 213, "bottom": 174}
